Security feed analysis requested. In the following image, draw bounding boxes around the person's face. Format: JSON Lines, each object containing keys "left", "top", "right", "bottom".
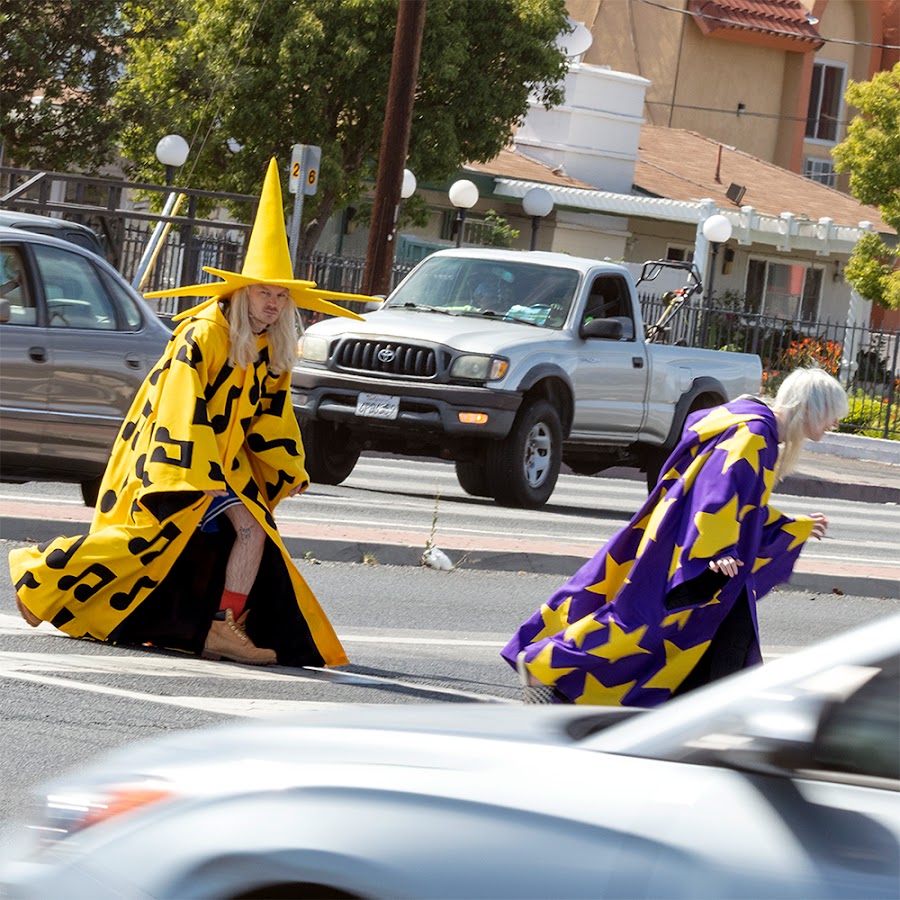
{"left": 804, "top": 415, "right": 839, "bottom": 441}
{"left": 247, "top": 283, "right": 290, "bottom": 327}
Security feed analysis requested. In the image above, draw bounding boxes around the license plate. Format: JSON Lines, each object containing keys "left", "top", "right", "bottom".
{"left": 355, "top": 392, "right": 400, "bottom": 420}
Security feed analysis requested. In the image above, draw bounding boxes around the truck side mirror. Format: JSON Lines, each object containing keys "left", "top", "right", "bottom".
{"left": 581, "top": 317, "right": 623, "bottom": 340}
{"left": 363, "top": 298, "right": 385, "bottom": 312}
{"left": 0, "top": 297, "right": 10, "bottom": 324}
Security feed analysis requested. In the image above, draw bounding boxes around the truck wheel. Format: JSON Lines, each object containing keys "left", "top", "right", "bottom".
{"left": 487, "top": 400, "right": 561, "bottom": 508}
{"left": 643, "top": 447, "right": 670, "bottom": 492}
{"left": 455, "top": 461, "right": 493, "bottom": 498}
{"left": 300, "top": 420, "right": 360, "bottom": 485}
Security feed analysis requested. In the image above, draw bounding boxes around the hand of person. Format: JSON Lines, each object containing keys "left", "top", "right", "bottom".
{"left": 708, "top": 556, "right": 744, "bottom": 578}
{"left": 287, "top": 481, "right": 309, "bottom": 498}
{"left": 808, "top": 512, "right": 829, "bottom": 540}
{"left": 203, "top": 489, "right": 228, "bottom": 497}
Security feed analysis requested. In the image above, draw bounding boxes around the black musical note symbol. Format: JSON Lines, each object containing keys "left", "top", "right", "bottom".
{"left": 265, "top": 471, "right": 296, "bottom": 501}
{"left": 109, "top": 575, "right": 158, "bottom": 611}
{"left": 246, "top": 433, "right": 300, "bottom": 455}
{"left": 127, "top": 521, "right": 181, "bottom": 564}
{"left": 46, "top": 535, "right": 87, "bottom": 570}
{"left": 209, "top": 385, "right": 243, "bottom": 434}
{"left": 149, "top": 427, "right": 194, "bottom": 470}
{"left": 175, "top": 327, "right": 204, "bottom": 369}
{"left": 59, "top": 563, "right": 115, "bottom": 602}
{"left": 14, "top": 571, "right": 40, "bottom": 592}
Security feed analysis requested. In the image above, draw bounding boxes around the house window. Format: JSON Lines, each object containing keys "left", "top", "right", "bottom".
{"left": 804, "top": 157, "right": 836, "bottom": 187}
{"left": 806, "top": 62, "right": 846, "bottom": 143}
{"left": 745, "top": 259, "right": 823, "bottom": 321}
{"left": 666, "top": 245, "right": 694, "bottom": 263}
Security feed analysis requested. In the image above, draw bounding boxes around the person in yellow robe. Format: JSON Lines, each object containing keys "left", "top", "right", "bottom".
{"left": 10, "top": 158, "right": 371, "bottom": 667}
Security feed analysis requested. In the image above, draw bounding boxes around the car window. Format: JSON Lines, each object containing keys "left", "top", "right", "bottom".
{"left": 583, "top": 275, "right": 635, "bottom": 340}
{"left": 811, "top": 654, "right": 899, "bottom": 782}
{"left": 32, "top": 243, "right": 117, "bottom": 330}
{"left": 102, "top": 271, "right": 143, "bottom": 331}
{"left": 0, "top": 245, "right": 36, "bottom": 326}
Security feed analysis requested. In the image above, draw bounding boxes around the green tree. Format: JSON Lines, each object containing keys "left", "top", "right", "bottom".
{"left": 114, "top": 0, "right": 568, "bottom": 254}
{"left": 0, "top": 1, "right": 127, "bottom": 170}
{"left": 832, "top": 63, "right": 900, "bottom": 310}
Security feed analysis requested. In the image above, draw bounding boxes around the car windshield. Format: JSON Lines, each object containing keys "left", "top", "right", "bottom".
{"left": 385, "top": 256, "right": 580, "bottom": 330}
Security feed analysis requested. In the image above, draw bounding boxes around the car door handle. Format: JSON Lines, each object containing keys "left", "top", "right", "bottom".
{"left": 632, "top": 356, "right": 644, "bottom": 368}
{"left": 124, "top": 353, "right": 142, "bottom": 370}
{"left": 28, "top": 346, "right": 48, "bottom": 363}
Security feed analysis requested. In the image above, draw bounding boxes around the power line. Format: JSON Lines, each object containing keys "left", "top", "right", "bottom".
{"left": 635, "top": 0, "right": 900, "bottom": 50}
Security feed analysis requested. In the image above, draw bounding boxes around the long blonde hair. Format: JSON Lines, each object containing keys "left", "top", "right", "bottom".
{"left": 225, "top": 286, "right": 301, "bottom": 375}
{"left": 771, "top": 367, "right": 849, "bottom": 478}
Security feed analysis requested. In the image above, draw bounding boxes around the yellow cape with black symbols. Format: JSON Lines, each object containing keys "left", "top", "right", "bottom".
{"left": 9, "top": 302, "right": 347, "bottom": 667}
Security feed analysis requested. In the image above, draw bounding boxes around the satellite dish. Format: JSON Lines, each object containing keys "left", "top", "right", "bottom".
{"left": 556, "top": 18, "right": 593, "bottom": 60}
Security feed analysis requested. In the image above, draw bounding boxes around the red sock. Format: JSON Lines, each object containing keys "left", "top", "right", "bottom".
{"left": 219, "top": 589, "right": 248, "bottom": 618}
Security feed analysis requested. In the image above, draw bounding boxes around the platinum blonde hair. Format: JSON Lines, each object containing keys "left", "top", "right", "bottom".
{"left": 771, "top": 366, "right": 849, "bottom": 478}
{"left": 225, "top": 286, "right": 301, "bottom": 375}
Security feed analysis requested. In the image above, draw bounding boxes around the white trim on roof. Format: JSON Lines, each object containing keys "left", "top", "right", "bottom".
{"left": 493, "top": 177, "right": 875, "bottom": 254}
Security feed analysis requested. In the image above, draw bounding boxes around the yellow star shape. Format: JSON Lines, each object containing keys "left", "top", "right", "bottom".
{"left": 781, "top": 517, "right": 815, "bottom": 551}
{"left": 528, "top": 641, "right": 576, "bottom": 684}
{"left": 642, "top": 638, "right": 711, "bottom": 691}
{"left": 716, "top": 423, "right": 769, "bottom": 476}
{"left": 689, "top": 494, "right": 741, "bottom": 560}
{"left": 762, "top": 465, "right": 777, "bottom": 506}
{"left": 668, "top": 543, "right": 684, "bottom": 581}
{"left": 690, "top": 407, "right": 763, "bottom": 443}
{"left": 662, "top": 609, "right": 693, "bottom": 631}
{"left": 752, "top": 556, "right": 772, "bottom": 573}
{"left": 637, "top": 495, "right": 681, "bottom": 557}
{"left": 529, "top": 596, "right": 572, "bottom": 642}
{"left": 585, "top": 556, "right": 634, "bottom": 601}
{"left": 679, "top": 449, "right": 713, "bottom": 493}
{"left": 578, "top": 673, "right": 637, "bottom": 706}
{"left": 563, "top": 615, "right": 607, "bottom": 648}
{"left": 587, "top": 619, "right": 651, "bottom": 662}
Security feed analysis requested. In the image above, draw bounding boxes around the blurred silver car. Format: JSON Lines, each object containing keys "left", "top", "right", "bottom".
{"left": 2, "top": 613, "right": 897, "bottom": 899}
{"left": 0, "top": 227, "right": 171, "bottom": 504}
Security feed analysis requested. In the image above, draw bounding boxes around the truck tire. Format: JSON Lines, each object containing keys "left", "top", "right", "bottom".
{"left": 487, "top": 399, "right": 561, "bottom": 508}
{"left": 300, "top": 420, "right": 360, "bottom": 485}
{"left": 455, "top": 460, "right": 493, "bottom": 498}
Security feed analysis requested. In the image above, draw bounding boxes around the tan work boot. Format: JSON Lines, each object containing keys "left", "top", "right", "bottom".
{"left": 16, "top": 594, "right": 41, "bottom": 628}
{"left": 202, "top": 609, "right": 277, "bottom": 665}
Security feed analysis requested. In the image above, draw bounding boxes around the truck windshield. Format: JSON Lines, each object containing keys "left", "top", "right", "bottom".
{"left": 385, "top": 256, "right": 580, "bottom": 330}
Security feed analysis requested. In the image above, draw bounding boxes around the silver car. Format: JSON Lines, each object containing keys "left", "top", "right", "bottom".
{"left": 0, "top": 227, "right": 171, "bottom": 505}
{"left": 1, "top": 614, "right": 897, "bottom": 899}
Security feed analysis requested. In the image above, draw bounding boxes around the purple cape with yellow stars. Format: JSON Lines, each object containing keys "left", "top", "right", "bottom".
{"left": 501, "top": 397, "right": 817, "bottom": 706}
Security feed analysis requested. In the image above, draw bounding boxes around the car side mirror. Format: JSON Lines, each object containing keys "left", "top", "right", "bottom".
{"left": 581, "top": 317, "right": 623, "bottom": 340}
{"left": 363, "top": 297, "right": 385, "bottom": 313}
{"left": 0, "top": 298, "right": 10, "bottom": 324}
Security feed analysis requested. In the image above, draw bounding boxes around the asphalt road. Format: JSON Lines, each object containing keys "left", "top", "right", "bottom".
{"left": 1, "top": 549, "right": 898, "bottom": 847}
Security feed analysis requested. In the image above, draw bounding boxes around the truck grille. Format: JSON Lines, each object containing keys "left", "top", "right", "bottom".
{"left": 334, "top": 340, "right": 437, "bottom": 378}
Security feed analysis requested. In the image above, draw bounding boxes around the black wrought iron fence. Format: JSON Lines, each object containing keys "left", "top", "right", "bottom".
{"left": 639, "top": 292, "right": 899, "bottom": 439}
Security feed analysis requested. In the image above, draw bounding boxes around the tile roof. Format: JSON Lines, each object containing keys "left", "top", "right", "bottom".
{"left": 688, "top": 0, "right": 824, "bottom": 48}
{"left": 464, "top": 128, "right": 892, "bottom": 234}
{"left": 634, "top": 125, "right": 892, "bottom": 232}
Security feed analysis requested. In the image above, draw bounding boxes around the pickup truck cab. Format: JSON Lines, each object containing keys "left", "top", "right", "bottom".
{"left": 292, "top": 248, "right": 762, "bottom": 507}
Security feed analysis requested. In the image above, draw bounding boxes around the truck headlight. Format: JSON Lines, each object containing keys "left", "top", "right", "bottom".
{"left": 450, "top": 355, "right": 509, "bottom": 382}
{"left": 298, "top": 335, "right": 330, "bottom": 363}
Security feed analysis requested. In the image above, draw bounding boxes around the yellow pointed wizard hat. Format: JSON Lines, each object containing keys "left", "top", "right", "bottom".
{"left": 144, "top": 158, "right": 366, "bottom": 321}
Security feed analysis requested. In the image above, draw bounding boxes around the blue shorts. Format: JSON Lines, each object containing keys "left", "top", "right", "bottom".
{"left": 199, "top": 487, "right": 242, "bottom": 533}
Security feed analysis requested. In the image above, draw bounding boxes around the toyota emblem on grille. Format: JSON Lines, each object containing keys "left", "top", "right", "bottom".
{"left": 377, "top": 348, "right": 396, "bottom": 363}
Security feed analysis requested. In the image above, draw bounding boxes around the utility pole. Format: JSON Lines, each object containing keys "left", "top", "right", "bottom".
{"left": 361, "top": 0, "right": 427, "bottom": 297}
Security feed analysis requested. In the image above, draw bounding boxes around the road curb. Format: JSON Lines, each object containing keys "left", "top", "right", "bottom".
{"left": 3, "top": 516, "right": 896, "bottom": 600}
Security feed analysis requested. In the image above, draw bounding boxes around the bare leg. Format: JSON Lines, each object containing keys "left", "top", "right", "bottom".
{"left": 222, "top": 503, "right": 266, "bottom": 595}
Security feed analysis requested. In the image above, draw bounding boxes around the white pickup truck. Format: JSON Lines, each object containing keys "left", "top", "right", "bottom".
{"left": 291, "top": 248, "right": 762, "bottom": 507}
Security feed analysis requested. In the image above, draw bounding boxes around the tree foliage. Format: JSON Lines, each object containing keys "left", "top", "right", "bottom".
{"left": 114, "top": 0, "right": 569, "bottom": 253}
{"left": 0, "top": 1, "right": 126, "bottom": 170}
{"left": 832, "top": 63, "right": 900, "bottom": 309}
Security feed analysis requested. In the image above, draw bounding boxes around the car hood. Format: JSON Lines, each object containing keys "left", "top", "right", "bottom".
{"left": 305, "top": 308, "right": 566, "bottom": 356}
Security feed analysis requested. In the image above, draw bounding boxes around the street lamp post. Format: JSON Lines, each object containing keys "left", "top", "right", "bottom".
{"left": 700, "top": 213, "right": 732, "bottom": 347}
{"left": 522, "top": 186, "right": 554, "bottom": 251}
{"left": 449, "top": 179, "right": 479, "bottom": 248}
{"left": 155, "top": 134, "right": 190, "bottom": 186}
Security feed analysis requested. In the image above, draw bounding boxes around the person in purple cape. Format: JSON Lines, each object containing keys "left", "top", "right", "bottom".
{"left": 502, "top": 367, "right": 849, "bottom": 706}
